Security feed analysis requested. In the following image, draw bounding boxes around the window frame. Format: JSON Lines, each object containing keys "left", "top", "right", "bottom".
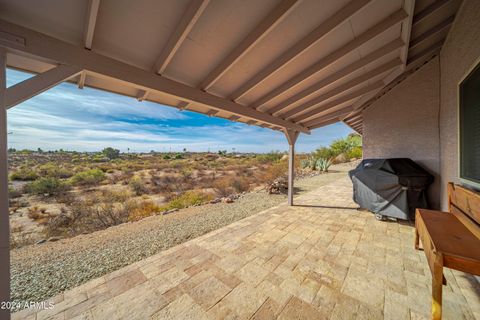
{"left": 458, "top": 57, "right": 480, "bottom": 190}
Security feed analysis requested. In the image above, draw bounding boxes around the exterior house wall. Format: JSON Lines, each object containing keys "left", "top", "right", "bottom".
{"left": 362, "top": 57, "right": 441, "bottom": 209}
{"left": 438, "top": 0, "right": 480, "bottom": 209}
{"left": 362, "top": 0, "right": 480, "bottom": 211}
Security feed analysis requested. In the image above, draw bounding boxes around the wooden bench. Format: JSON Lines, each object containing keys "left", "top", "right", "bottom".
{"left": 414, "top": 182, "right": 480, "bottom": 319}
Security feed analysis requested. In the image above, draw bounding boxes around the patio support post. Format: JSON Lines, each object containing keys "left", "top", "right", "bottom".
{"left": 0, "top": 48, "right": 10, "bottom": 320}
{"left": 284, "top": 129, "right": 299, "bottom": 206}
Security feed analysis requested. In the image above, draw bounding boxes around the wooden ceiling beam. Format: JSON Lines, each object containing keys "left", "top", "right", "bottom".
{"left": 77, "top": 71, "right": 86, "bottom": 89}
{"left": 200, "top": 0, "right": 299, "bottom": 91}
{"left": 264, "top": 38, "right": 404, "bottom": 114}
{"left": 83, "top": 0, "right": 100, "bottom": 49}
{"left": 409, "top": 15, "right": 454, "bottom": 50}
{"left": 0, "top": 19, "right": 309, "bottom": 133}
{"left": 412, "top": 0, "right": 451, "bottom": 26}
{"left": 291, "top": 81, "right": 384, "bottom": 122}
{"left": 308, "top": 117, "right": 340, "bottom": 130}
{"left": 250, "top": 9, "right": 408, "bottom": 109}
{"left": 6, "top": 65, "right": 82, "bottom": 109}
{"left": 154, "top": 0, "right": 210, "bottom": 74}
{"left": 407, "top": 39, "right": 444, "bottom": 66}
{"left": 277, "top": 58, "right": 401, "bottom": 118}
{"left": 302, "top": 106, "right": 353, "bottom": 128}
{"left": 229, "top": 0, "right": 374, "bottom": 101}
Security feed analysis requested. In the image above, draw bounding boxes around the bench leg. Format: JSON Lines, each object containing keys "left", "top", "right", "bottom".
{"left": 431, "top": 256, "right": 444, "bottom": 320}
{"left": 414, "top": 227, "right": 420, "bottom": 250}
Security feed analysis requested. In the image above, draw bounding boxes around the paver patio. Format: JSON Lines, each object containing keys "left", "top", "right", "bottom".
{"left": 14, "top": 175, "right": 480, "bottom": 320}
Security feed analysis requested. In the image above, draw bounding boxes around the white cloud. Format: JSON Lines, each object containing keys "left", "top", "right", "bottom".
{"left": 6, "top": 68, "right": 353, "bottom": 153}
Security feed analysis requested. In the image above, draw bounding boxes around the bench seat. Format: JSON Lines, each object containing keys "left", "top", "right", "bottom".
{"left": 416, "top": 209, "right": 480, "bottom": 273}
{"left": 414, "top": 183, "right": 480, "bottom": 320}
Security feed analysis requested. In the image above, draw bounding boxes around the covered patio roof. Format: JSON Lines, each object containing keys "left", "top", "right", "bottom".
{"left": 0, "top": 0, "right": 461, "bottom": 134}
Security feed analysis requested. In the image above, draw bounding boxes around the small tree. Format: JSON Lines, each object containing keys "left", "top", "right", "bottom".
{"left": 102, "top": 147, "right": 120, "bottom": 160}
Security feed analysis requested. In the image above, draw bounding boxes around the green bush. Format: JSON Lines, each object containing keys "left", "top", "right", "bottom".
{"left": 160, "top": 191, "right": 212, "bottom": 211}
{"left": 38, "top": 163, "right": 72, "bottom": 178}
{"left": 26, "top": 177, "right": 69, "bottom": 195}
{"left": 70, "top": 169, "right": 105, "bottom": 186}
{"left": 102, "top": 147, "right": 120, "bottom": 160}
{"left": 346, "top": 146, "right": 362, "bottom": 160}
{"left": 255, "top": 151, "right": 284, "bottom": 163}
{"left": 314, "top": 147, "right": 336, "bottom": 160}
{"left": 10, "top": 166, "right": 38, "bottom": 181}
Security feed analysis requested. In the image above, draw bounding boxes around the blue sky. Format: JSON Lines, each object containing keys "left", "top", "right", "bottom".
{"left": 6, "top": 69, "right": 352, "bottom": 153}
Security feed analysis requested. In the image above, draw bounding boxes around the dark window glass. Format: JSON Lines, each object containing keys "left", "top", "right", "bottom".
{"left": 459, "top": 62, "right": 480, "bottom": 185}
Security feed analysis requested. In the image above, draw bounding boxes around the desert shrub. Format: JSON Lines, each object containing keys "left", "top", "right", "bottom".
{"left": 97, "top": 189, "right": 132, "bottom": 203}
{"left": 346, "top": 146, "right": 362, "bottom": 160}
{"left": 231, "top": 177, "right": 250, "bottom": 193}
{"left": 26, "top": 177, "right": 69, "bottom": 195}
{"left": 70, "top": 169, "right": 105, "bottom": 186}
{"left": 27, "top": 206, "right": 50, "bottom": 221}
{"left": 129, "top": 176, "right": 148, "bottom": 196}
{"left": 213, "top": 176, "right": 233, "bottom": 197}
{"left": 255, "top": 151, "right": 284, "bottom": 164}
{"left": 314, "top": 147, "right": 336, "bottom": 160}
{"left": 8, "top": 186, "right": 22, "bottom": 198}
{"left": 160, "top": 191, "right": 212, "bottom": 212}
{"left": 300, "top": 159, "right": 311, "bottom": 169}
{"left": 102, "top": 147, "right": 120, "bottom": 160}
{"left": 38, "top": 162, "right": 72, "bottom": 178}
{"left": 316, "top": 158, "right": 333, "bottom": 172}
{"left": 127, "top": 201, "right": 160, "bottom": 222}
{"left": 10, "top": 166, "right": 38, "bottom": 181}
{"left": 261, "top": 160, "right": 288, "bottom": 183}
{"left": 151, "top": 174, "right": 188, "bottom": 193}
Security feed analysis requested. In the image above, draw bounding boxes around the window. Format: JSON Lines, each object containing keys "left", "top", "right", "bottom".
{"left": 459, "top": 60, "right": 480, "bottom": 188}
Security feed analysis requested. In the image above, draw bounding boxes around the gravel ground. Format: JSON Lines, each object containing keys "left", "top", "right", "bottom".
{"left": 11, "top": 171, "right": 346, "bottom": 310}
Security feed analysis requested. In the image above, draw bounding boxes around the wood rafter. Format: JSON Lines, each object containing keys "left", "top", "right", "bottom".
{"left": 308, "top": 117, "right": 339, "bottom": 130}
{"left": 0, "top": 19, "right": 309, "bottom": 133}
{"left": 229, "top": 0, "right": 373, "bottom": 101}
{"left": 407, "top": 39, "right": 444, "bottom": 65}
{"left": 399, "top": 0, "right": 415, "bottom": 69}
{"left": 206, "top": 109, "right": 218, "bottom": 116}
{"left": 250, "top": 9, "right": 408, "bottom": 109}
{"left": 291, "top": 81, "right": 384, "bottom": 123}
{"left": 409, "top": 15, "right": 454, "bottom": 50}
{"left": 6, "top": 65, "right": 82, "bottom": 109}
{"left": 264, "top": 38, "right": 404, "bottom": 114}
{"left": 154, "top": 0, "right": 210, "bottom": 74}
{"left": 138, "top": 0, "right": 209, "bottom": 102}
{"left": 413, "top": 0, "right": 451, "bottom": 26}
{"left": 178, "top": 101, "right": 189, "bottom": 110}
{"left": 276, "top": 58, "right": 401, "bottom": 118}
{"left": 84, "top": 0, "right": 100, "bottom": 49}
{"left": 200, "top": 0, "right": 299, "bottom": 91}
{"left": 302, "top": 106, "right": 353, "bottom": 127}
{"left": 77, "top": 71, "right": 86, "bottom": 89}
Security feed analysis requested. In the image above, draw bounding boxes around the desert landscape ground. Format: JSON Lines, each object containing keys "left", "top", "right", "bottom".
{"left": 8, "top": 134, "right": 361, "bottom": 310}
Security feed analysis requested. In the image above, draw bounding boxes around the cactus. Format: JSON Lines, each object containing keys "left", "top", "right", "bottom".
{"left": 316, "top": 158, "right": 333, "bottom": 172}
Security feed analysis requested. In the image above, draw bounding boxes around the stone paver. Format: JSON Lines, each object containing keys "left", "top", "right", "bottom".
{"left": 13, "top": 175, "right": 480, "bottom": 319}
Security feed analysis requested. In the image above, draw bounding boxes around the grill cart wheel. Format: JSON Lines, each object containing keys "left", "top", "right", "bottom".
{"left": 375, "top": 213, "right": 385, "bottom": 221}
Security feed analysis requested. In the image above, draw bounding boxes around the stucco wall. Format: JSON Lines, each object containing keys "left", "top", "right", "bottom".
{"left": 362, "top": 57, "right": 441, "bottom": 209}
{"left": 438, "top": 0, "right": 480, "bottom": 209}
{"left": 362, "top": 0, "right": 480, "bottom": 210}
